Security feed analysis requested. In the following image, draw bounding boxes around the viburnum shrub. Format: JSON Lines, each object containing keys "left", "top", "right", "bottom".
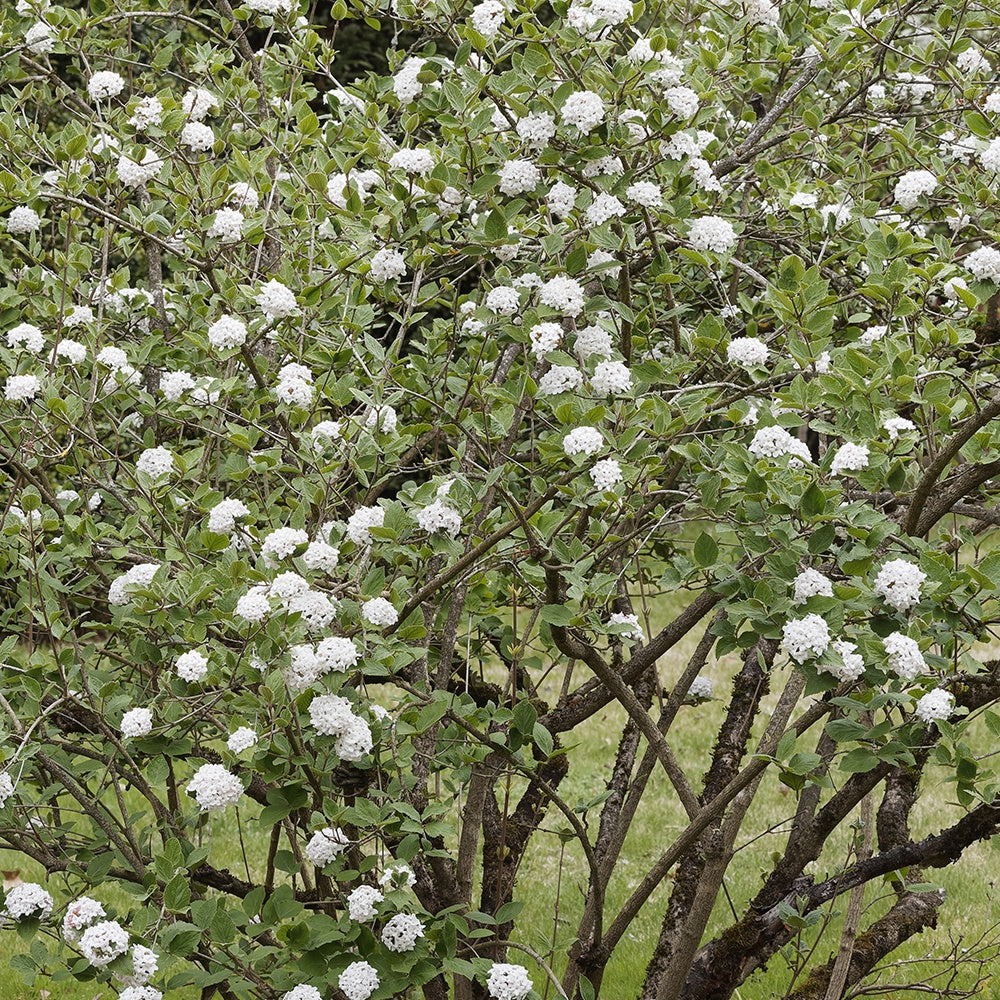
{"left": 6, "top": 0, "right": 1000, "bottom": 998}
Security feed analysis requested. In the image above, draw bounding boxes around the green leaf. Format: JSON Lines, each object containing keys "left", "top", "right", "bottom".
{"left": 693, "top": 531, "right": 719, "bottom": 567}
{"left": 800, "top": 483, "right": 826, "bottom": 518}
{"left": 484, "top": 209, "right": 507, "bottom": 242}
{"left": 825, "top": 719, "right": 868, "bottom": 742}
{"left": 164, "top": 873, "right": 191, "bottom": 913}
{"left": 533, "top": 722, "right": 554, "bottom": 757}
{"left": 540, "top": 605, "right": 574, "bottom": 626}
{"left": 840, "top": 747, "right": 880, "bottom": 773}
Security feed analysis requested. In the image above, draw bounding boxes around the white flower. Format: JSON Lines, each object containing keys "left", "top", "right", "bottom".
{"left": 590, "top": 360, "right": 632, "bottom": 394}
{"left": 688, "top": 676, "right": 713, "bottom": 700}
{"left": 315, "top": 637, "right": 359, "bottom": 671}
{"left": 379, "top": 861, "right": 416, "bottom": 888}
{"left": 389, "top": 147, "right": 435, "bottom": 176}
{"left": 539, "top": 275, "right": 586, "bottom": 315}
{"left": 88, "top": 71, "right": 126, "bottom": 101}
{"left": 129, "top": 96, "right": 163, "bottom": 130}
{"left": 284, "top": 644, "right": 324, "bottom": 693}
{"left": 957, "top": 45, "right": 990, "bottom": 74}
{"left": 227, "top": 182, "right": 259, "bottom": 209}
{"left": 792, "top": 568, "right": 833, "bottom": 604}
{"left": 181, "top": 121, "right": 214, "bottom": 151}
{"left": 310, "top": 421, "right": 341, "bottom": 448}
{"left": 893, "top": 169, "right": 936, "bottom": 210}
{"left": 789, "top": 191, "right": 818, "bottom": 209}
{"left": 859, "top": 324, "right": 886, "bottom": 346}
{"left": 118, "top": 988, "right": 162, "bottom": 1000}
{"left": 308, "top": 693, "right": 356, "bottom": 736}
{"left": 282, "top": 987, "right": 321, "bottom": 1000}
{"left": 826, "top": 639, "right": 865, "bottom": 682}
{"left": 275, "top": 377, "right": 314, "bottom": 407}
{"left": 347, "top": 885, "right": 383, "bottom": 921}
{"left": 575, "top": 325, "right": 613, "bottom": 358}
{"left": 529, "top": 322, "right": 563, "bottom": 357}
{"left": 108, "top": 563, "right": 160, "bottom": 606}
{"left": 121, "top": 707, "right": 153, "bottom": 739}
{"left": 547, "top": 181, "right": 578, "bottom": 216}
{"left": 915, "top": 688, "right": 954, "bottom": 724}
{"left": 7, "top": 322, "right": 43, "bottom": 353}
{"left": 585, "top": 193, "right": 626, "bottom": 227}
{"left": 744, "top": 0, "right": 779, "bottom": 27}
{"left": 24, "top": 21, "right": 53, "bottom": 54}
{"left": 337, "top": 715, "right": 374, "bottom": 761}
{"left": 415, "top": 499, "right": 462, "bottom": 535}
{"left": 175, "top": 650, "right": 209, "bottom": 682}
{"left": 136, "top": 446, "right": 175, "bottom": 480}
{"left": 114, "top": 943, "right": 158, "bottom": 988}
{"left": 873, "top": 558, "right": 926, "bottom": 612}
{"left": 485, "top": 286, "right": 521, "bottom": 315}
{"left": 79, "top": 920, "right": 129, "bottom": 966}
{"left": 339, "top": 961, "right": 380, "bottom": 1000}
{"left": 5, "top": 883, "right": 53, "bottom": 921}
{"left": 782, "top": 613, "right": 831, "bottom": 663}
{"left": 187, "top": 763, "right": 243, "bottom": 811}
{"left": 207, "top": 207, "right": 244, "bottom": 242}
{"left": 567, "top": 0, "right": 632, "bottom": 31}
{"left": 980, "top": 137, "right": 1000, "bottom": 172}
{"left": 727, "top": 337, "right": 768, "bottom": 367}
{"left": 498, "top": 159, "right": 541, "bottom": 196}
{"left": 228, "top": 727, "right": 257, "bottom": 753}
{"left": 943, "top": 275, "right": 968, "bottom": 300}
{"left": 369, "top": 248, "right": 407, "bottom": 282}
{"left": 262, "top": 526, "right": 309, "bottom": 565}
{"left": 471, "top": 0, "right": 506, "bottom": 36}
{"left": 487, "top": 963, "right": 533, "bottom": 1000}
{"left": 63, "top": 305, "right": 94, "bottom": 327}
{"left": 590, "top": 457, "right": 623, "bottom": 490}
{"left": 256, "top": 279, "right": 298, "bottom": 319}
{"left": 346, "top": 506, "right": 385, "bottom": 546}
{"left": 364, "top": 404, "right": 397, "bottom": 434}
{"left": 236, "top": 589, "right": 271, "bottom": 622}
{"left": 303, "top": 540, "right": 340, "bottom": 572}
{"left": 0, "top": 773, "right": 14, "bottom": 808}
{"left": 965, "top": 246, "right": 1000, "bottom": 282}
{"left": 116, "top": 150, "right": 163, "bottom": 187}
{"left": 305, "top": 827, "right": 350, "bottom": 866}
{"left": 625, "top": 180, "right": 663, "bottom": 208}
{"left": 607, "top": 611, "right": 643, "bottom": 641}
{"left": 5, "top": 374, "right": 41, "bottom": 402}
{"left": 160, "top": 371, "right": 195, "bottom": 400}
{"left": 62, "top": 897, "right": 106, "bottom": 943}
{"left": 516, "top": 112, "right": 556, "bottom": 147}
{"left": 182, "top": 87, "right": 219, "bottom": 121}
{"left": 883, "top": 415, "right": 916, "bottom": 441}
{"left": 564, "top": 426, "right": 604, "bottom": 456}
{"left": 561, "top": 90, "right": 605, "bottom": 132}
{"left": 54, "top": 338, "right": 86, "bottom": 364}
{"left": 382, "top": 913, "right": 425, "bottom": 952}
{"left": 207, "top": 498, "right": 250, "bottom": 534}
{"left": 537, "top": 365, "right": 582, "bottom": 396}
{"left": 688, "top": 216, "right": 737, "bottom": 253}
{"left": 362, "top": 597, "right": 398, "bottom": 626}
{"left": 830, "top": 442, "right": 869, "bottom": 476}
{"left": 883, "top": 632, "right": 926, "bottom": 680}
{"left": 6, "top": 207, "right": 41, "bottom": 234}
{"left": 393, "top": 56, "right": 428, "bottom": 103}
{"left": 663, "top": 86, "right": 699, "bottom": 118}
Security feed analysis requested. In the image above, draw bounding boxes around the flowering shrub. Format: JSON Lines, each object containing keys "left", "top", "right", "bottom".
{"left": 5, "top": 0, "right": 1000, "bottom": 999}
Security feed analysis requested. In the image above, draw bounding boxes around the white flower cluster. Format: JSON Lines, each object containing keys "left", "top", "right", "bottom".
{"left": 382, "top": 913, "right": 425, "bottom": 952}
{"left": 6, "top": 207, "right": 41, "bottom": 234}
{"left": 793, "top": 568, "right": 833, "bottom": 603}
{"left": 747, "top": 426, "right": 812, "bottom": 464}
{"left": 0, "top": 772, "right": 14, "bottom": 808}
{"left": 590, "top": 362, "right": 631, "bottom": 394}
{"left": 62, "top": 896, "right": 106, "bottom": 942}
{"left": 379, "top": 861, "right": 416, "bottom": 888}
{"left": 883, "top": 415, "right": 916, "bottom": 441}
{"left": 207, "top": 208, "right": 243, "bottom": 242}
{"left": 586, "top": 192, "right": 626, "bottom": 227}
{"left": 389, "top": 147, "right": 435, "bottom": 176}
{"left": 186, "top": 763, "right": 243, "bottom": 811}
{"left": 256, "top": 279, "right": 298, "bottom": 320}
{"left": 873, "top": 558, "right": 926, "bottom": 612}
{"left": 227, "top": 727, "right": 257, "bottom": 753}
{"left": 830, "top": 442, "right": 869, "bottom": 476}
{"left": 347, "top": 505, "right": 385, "bottom": 545}
{"left": 339, "top": 961, "right": 381, "bottom": 1000}
{"left": 8, "top": 323, "right": 43, "bottom": 353}
{"left": 370, "top": 248, "right": 407, "bottom": 282}
{"left": 303, "top": 539, "right": 340, "bottom": 572}
{"left": 538, "top": 365, "right": 583, "bottom": 395}
{"left": 625, "top": 180, "right": 663, "bottom": 208}
{"left": 499, "top": 159, "right": 541, "bottom": 195}
{"left": 182, "top": 87, "right": 219, "bottom": 121}
{"left": 121, "top": 707, "right": 153, "bottom": 739}
{"left": 80, "top": 920, "right": 130, "bottom": 966}
{"left": 115, "top": 943, "right": 159, "bottom": 989}
{"left": 893, "top": 169, "right": 936, "bottom": 209}
{"left": 88, "top": 70, "right": 126, "bottom": 100}
{"left": 782, "top": 614, "right": 831, "bottom": 663}
{"left": 207, "top": 498, "right": 250, "bottom": 534}
{"left": 915, "top": 688, "right": 954, "bottom": 724}
{"left": 727, "top": 337, "right": 768, "bottom": 367}
{"left": 175, "top": 650, "right": 209, "bottom": 682}
{"left": 561, "top": 90, "right": 605, "bottom": 132}
{"left": 415, "top": 499, "right": 462, "bottom": 535}
{"left": 283, "top": 987, "right": 321, "bottom": 1000}
{"left": 516, "top": 112, "right": 556, "bottom": 147}
{"left": 347, "top": 885, "right": 384, "bottom": 921}
{"left": 117, "top": 150, "right": 164, "bottom": 187}
{"left": 608, "top": 611, "right": 643, "bottom": 642}
{"left": 365, "top": 404, "right": 398, "bottom": 434}
{"left": 964, "top": 246, "right": 1000, "bottom": 283}
{"left": 487, "top": 962, "right": 534, "bottom": 1000}
{"left": 471, "top": 0, "right": 506, "bottom": 36}
{"left": 591, "top": 457, "right": 623, "bottom": 490}
{"left": 883, "top": 632, "right": 926, "bottom": 680}
{"left": 688, "top": 216, "right": 737, "bottom": 253}
{"left": 664, "top": 86, "right": 699, "bottom": 118}
{"left": 5, "top": 882, "right": 53, "bottom": 920}
{"left": 136, "top": 446, "right": 175, "bottom": 480}
{"left": 108, "top": 563, "right": 160, "bottom": 606}
{"left": 688, "top": 675, "right": 713, "bottom": 699}
{"left": 827, "top": 640, "right": 865, "bottom": 682}
{"left": 548, "top": 181, "right": 577, "bottom": 216}
{"left": 24, "top": 22, "right": 53, "bottom": 55}
{"left": 539, "top": 274, "right": 586, "bottom": 315}
{"left": 4, "top": 374, "right": 41, "bottom": 401}
{"left": 564, "top": 426, "right": 604, "bottom": 456}
{"left": 275, "top": 362, "right": 314, "bottom": 407}
{"left": 304, "top": 826, "right": 350, "bottom": 866}
{"left": 530, "top": 322, "right": 562, "bottom": 357}
{"left": 485, "top": 286, "right": 521, "bottom": 315}
{"left": 362, "top": 596, "right": 399, "bottom": 626}
{"left": 262, "top": 526, "right": 309, "bottom": 565}
{"left": 308, "top": 694, "right": 373, "bottom": 760}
